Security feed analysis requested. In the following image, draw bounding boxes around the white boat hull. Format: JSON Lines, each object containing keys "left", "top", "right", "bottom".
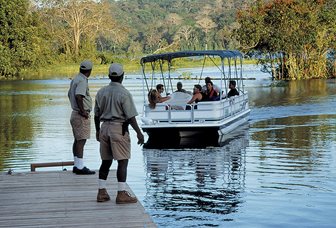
{"left": 139, "top": 50, "right": 249, "bottom": 148}
{"left": 141, "top": 93, "right": 250, "bottom": 148}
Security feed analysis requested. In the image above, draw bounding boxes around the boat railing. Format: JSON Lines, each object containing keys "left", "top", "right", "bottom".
{"left": 142, "top": 93, "right": 249, "bottom": 125}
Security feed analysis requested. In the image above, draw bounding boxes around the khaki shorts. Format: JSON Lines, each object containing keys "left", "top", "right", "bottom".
{"left": 70, "top": 111, "right": 91, "bottom": 140}
{"left": 99, "top": 122, "right": 131, "bottom": 160}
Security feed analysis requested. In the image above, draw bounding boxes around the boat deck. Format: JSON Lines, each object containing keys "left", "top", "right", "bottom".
{"left": 142, "top": 94, "right": 249, "bottom": 127}
{"left": 0, "top": 171, "right": 156, "bottom": 228}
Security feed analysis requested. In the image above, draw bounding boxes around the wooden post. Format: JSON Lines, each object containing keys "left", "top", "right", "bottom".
{"left": 30, "top": 161, "right": 74, "bottom": 172}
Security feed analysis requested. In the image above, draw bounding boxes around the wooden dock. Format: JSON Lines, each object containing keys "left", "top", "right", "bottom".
{"left": 0, "top": 171, "right": 156, "bottom": 228}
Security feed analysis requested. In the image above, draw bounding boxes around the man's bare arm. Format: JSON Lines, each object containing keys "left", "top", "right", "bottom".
{"left": 75, "top": 94, "right": 89, "bottom": 118}
{"left": 128, "top": 116, "right": 144, "bottom": 145}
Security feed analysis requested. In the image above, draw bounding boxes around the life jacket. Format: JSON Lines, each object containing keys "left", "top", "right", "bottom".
{"left": 208, "top": 89, "right": 218, "bottom": 98}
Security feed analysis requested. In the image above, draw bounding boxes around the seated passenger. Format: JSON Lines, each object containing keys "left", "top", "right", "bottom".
{"left": 175, "top": 82, "right": 192, "bottom": 95}
{"left": 204, "top": 81, "right": 220, "bottom": 101}
{"left": 148, "top": 89, "right": 160, "bottom": 109}
{"left": 201, "top": 77, "right": 220, "bottom": 94}
{"left": 156, "top": 84, "right": 170, "bottom": 102}
{"left": 227, "top": 80, "right": 239, "bottom": 98}
{"left": 186, "top": 84, "right": 203, "bottom": 110}
{"left": 187, "top": 84, "right": 203, "bottom": 104}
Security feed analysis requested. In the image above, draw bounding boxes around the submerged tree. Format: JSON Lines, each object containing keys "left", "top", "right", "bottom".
{"left": 236, "top": 0, "right": 336, "bottom": 80}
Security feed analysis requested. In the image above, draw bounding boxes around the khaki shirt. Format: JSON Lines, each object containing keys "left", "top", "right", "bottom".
{"left": 68, "top": 73, "right": 92, "bottom": 112}
{"left": 94, "top": 82, "right": 138, "bottom": 122}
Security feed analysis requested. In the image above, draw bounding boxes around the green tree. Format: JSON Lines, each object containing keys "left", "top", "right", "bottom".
{"left": 1, "top": 0, "right": 251, "bottom": 78}
{"left": 236, "top": 0, "right": 336, "bottom": 80}
{"left": 0, "top": 0, "right": 51, "bottom": 79}
{"left": 196, "top": 5, "right": 217, "bottom": 50}
{"left": 176, "top": 25, "right": 194, "bottom": 50}
{"left": 37, "top": 0, "right": 117, "bottom": 60}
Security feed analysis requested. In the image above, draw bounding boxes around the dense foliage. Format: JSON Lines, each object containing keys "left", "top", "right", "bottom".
{"left": 236, "top": 0, "right": 336, "bottom": 79}
{"left": 0, "top": 0, "right": 335, "bottom": 79}
{"left": 1, "top": 0, "right": 246, "bottom": 79}
{"left": 0, "top": 0, "right": 51, "bottom": 78}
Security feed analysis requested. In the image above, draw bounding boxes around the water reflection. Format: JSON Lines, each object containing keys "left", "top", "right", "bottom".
{"left": 0, "top": 73, "right": 335, "bottom": 227}
{"left": 144, "top": 130, "right": 226, "bottom": 149}
{"left": 142, "top": 127, "right": 249, "bottom": 227}
{"left": 0, "top": 80, "right": 71, "bottom": 171}
{"left": 248, "top": 79, "right": 335, "bottom": 107}
{"left": 251, "top": 115, "right": 336, "bottom": 153}
{"left": 249, "top": 114, "right": 336, "bottom": 190}
{"left": 0, "top": 93, "right": 36, "bottom": 170}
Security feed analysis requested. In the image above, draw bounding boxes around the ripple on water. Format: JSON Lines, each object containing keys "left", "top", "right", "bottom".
{"left": 1, "top": 79, "right": 336, "bottom": 227}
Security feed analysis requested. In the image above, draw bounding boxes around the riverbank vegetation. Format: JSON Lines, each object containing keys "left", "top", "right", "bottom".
{"left": 0, "top": 0, "right": 335, "bottom": 80}
{"left": 236, "top": 0, "right": 336, "bottom": 80}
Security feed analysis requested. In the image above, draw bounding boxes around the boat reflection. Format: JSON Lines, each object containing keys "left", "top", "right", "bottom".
{"left": 142, "top": 126, "right": 249, "bottom": 222}
{"left": 144, "top": 125, "right": 249, "bottom": 149}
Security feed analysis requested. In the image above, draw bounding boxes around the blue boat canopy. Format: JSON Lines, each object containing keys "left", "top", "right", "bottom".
{"left": 140, "top": 50, "right": 242, "bottom": 64}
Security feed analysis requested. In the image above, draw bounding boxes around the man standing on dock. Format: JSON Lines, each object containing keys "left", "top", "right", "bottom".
{"left": 68, "top": 60, "right": 95, "bottom": 175}
{"left": 94, "top": 63, "right": 144, "bottom": 204}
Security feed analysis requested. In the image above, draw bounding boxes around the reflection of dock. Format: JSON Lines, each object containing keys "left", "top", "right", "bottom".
{"left": 0, "top": 171, "right": 156, "bottom": 228}
{"left": 142, "top": 128, "right": 249, "bottom": 220}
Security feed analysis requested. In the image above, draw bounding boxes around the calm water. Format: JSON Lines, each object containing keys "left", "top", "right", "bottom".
{"left": 1, "top": 66, "right": 336, "bottom": 227}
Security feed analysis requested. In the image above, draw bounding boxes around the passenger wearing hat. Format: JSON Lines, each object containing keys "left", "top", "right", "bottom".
{"left": 94, "top": 63, "right": 144, "bottom": 203}
{"left": 68, "top": 60, "right": 95, "bottom": 175}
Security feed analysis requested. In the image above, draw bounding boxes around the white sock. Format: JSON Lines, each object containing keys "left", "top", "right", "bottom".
{"left": 74, "top": 156, "right": 78, "bottom": 168}
{"left": 118, "top": 182, "right": 126, "bottom": 191}
{"left": 98, "top": 179, "right": 107, "bottom": 189}
{"left": 77, "top": 158, "right": 84, "bottom": 169}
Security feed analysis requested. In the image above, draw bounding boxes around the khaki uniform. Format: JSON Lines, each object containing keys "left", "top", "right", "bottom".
{"left": 94, "top": 82, "right": 138, "bottom": 160}
{"left": 68, "top": 73, "right": 92, "bottom": 112}
{"left": 68, "top": 73, "right": 92, "bottom": 140}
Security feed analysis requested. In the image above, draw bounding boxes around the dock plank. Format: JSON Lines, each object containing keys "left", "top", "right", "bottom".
{"left": 0, "top": 171, "right": 156, "bottom": 228}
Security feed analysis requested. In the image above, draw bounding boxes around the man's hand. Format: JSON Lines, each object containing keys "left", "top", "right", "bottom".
{"left": 128, "top": 116, "right": 145, "bottom": 146}
{"left": 79, "top": 110, "right": 89, "bottom": 119}
{"left": 137, "top": 132, "right": 145, "bottom": 145}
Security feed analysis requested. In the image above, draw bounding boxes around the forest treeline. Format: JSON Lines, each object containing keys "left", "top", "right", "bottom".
{"left": 0, "top": 0, "right": 335, "bottom": 79}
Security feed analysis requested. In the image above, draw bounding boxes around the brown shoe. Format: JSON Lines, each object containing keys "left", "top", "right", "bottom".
{"left": 116, "top": 190, "right": 137, "bottom": 204}
{"left": 97, "top": 188, "right": 110, "bottom": 202}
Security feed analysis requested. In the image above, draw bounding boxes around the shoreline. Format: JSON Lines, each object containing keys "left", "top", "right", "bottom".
{"left": 1, "top": 59, "right": 258, "bottom": 81}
